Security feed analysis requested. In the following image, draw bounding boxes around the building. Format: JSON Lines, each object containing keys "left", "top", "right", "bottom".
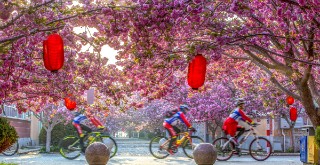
{"left": 1, "top": 104, "right": 41, "bottom": 147}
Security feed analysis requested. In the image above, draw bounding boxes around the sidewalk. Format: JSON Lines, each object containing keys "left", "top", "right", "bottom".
{"left": 17, "top": 145, "right": 300, "bottom": 156}
{"left": 0, "top": 153, "right": 302, "bottom": 165}
{"left": 1, "top": 137, "right": 301, "bottom": 165}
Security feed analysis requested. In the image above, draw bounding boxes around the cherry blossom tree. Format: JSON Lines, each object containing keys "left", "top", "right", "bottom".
{"left": 1, "top": 0, "right": 319, "bottom": 130}
{"left": 33, "top": 103, "right": 73, "bottom": 152}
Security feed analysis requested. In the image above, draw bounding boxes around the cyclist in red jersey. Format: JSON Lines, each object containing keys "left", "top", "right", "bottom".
{"left": 222, "top": 98, "right": 254, "bottom": 153}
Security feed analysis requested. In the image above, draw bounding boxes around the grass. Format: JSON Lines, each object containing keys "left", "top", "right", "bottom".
{"left": 39, "top": 145, "right": 60, "bottom": 153}
{"left": 0, "top": 162, "right": 18, "bottom": 165}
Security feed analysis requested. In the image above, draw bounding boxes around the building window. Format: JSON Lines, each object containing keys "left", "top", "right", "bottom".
{"left": 1, "top": 104, "right": 31, "bottom": 120}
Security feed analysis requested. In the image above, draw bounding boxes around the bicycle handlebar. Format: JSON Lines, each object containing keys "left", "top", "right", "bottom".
{"left": 249, "top": 123, "right": 260, "bottom": 127}
{"left": 187, "top": 128, "right": 197, "bottom": 133}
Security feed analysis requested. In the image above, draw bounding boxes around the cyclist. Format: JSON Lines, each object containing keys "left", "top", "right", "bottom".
{"left": 163, "top": 104, "right": 196, "bottom": 155}
{"left": 73, "top": 110, "right": 105, "bottom": 152}
{"left": 222, "top": 98, "right": 254, "bottom": 153}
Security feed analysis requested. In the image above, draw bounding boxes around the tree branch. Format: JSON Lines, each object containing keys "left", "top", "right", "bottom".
{"left": 0, "top": 26, "right": 64, "bottom": 43}
{"left": 222, "top": 52, "right": 250, "bottom": 60}
{"left": 0, "top": 0, "right": 55, "bottom": 30}
{"left": 240, "top": 46, "right": 278, "bottom": 69}
{"left": 250, "top": 44, "right": 282, "bottom": 65}
{"left": 251, "top": 60, "right": 301, "bottom": 100}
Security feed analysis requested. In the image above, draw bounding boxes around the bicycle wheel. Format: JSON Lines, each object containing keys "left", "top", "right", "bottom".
{"left": 212, "top": 137, "right": 234, "bottom": 161}
{"left": 98, "top": 135, "right": 118, "bottom": 158}
{"left": 249, "top": 137, "right": 272, "bottom": 161}
{"left": 182, "top": 136, "right": 204, "bottom": 159}
{"left": 2, "top": 142, "right": 19, "bottom": 156}
{"left": 59, "top": 135, "right": 81, "bottom": 160}
{"left": 149, "top": 136, "right": 170, "bottom": 159}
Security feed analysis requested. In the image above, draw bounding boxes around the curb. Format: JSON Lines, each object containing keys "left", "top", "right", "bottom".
{"left": 18, "top": 147, "right": 42, "bottom": 154}
{"left": 271, "top": 153, "right": 300, "bottom": 156}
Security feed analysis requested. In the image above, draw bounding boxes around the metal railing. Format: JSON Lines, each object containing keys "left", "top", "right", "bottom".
{"left": 1, "top": 104, "right": 31, "bottom": 120}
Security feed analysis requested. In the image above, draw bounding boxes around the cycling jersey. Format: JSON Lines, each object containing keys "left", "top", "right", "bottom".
{"left": 72, "top": 113, "right": 104, "bottom": 136}
{"left": 227, "top": 107, "right": 252, "bottom": 123}
{"left": 163, "top": 107, "right": 193, "bottom": 154}
{"left": 73, "top": 114, "right": 88, "bottom": 124}
{"left": 223, "top": 107, "right": 252, "bottom": 137}
{"left": 164, "top": 111, "right": 191, "bottom": 128}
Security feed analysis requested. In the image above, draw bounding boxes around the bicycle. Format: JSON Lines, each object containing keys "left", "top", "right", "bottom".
{"left": 149, "top": 129, "right": 204, "bottom": 159}
{"left": 212, "top": 123, "right": 272, "bottom": 161}
{"left": 2, "top": 142, "right": 19, "bottom": 156}
{"left": 59, "top": 130, "right": 118, "bottom": 160}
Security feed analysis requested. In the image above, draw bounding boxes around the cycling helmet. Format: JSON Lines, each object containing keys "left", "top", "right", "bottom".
{"left": 236, "top": 98, "right": 245, "bottom": 106}
{"left": 180, "top": 104, "right": 189, "bottom": 114}
{"left": 73, "top": 111, "right": 81, "bottom": 117}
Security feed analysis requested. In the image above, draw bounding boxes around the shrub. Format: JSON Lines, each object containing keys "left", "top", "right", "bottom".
{"left": 0, "top": 117, "right": 18, "bottom": 153}
{"left": 0, "top": 162, "right": 18, "bottom": 165}
{"left": 286, "top": 147, "right": 294, "bottom": 153}
{"left": 139, "top": 131, "right": 146, "bottom": 138}
{"left": 39, "top": 145, "right": 60, "bottom": 153}
{"left": 315, "top": 126, "right": 320, "bottom": 149}
{"left": 39, "top": 122, "right": 77, "bottom": 147}
{"left": 138, "top": 130, "right": 158, "bottom": 140}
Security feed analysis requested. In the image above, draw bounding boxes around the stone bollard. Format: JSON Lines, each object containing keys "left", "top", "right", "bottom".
{"left": 193, "top": 143, "right": 217, "bottom": 165}
{"left": 85, "top": 142, "right": 110, "bottom": 165}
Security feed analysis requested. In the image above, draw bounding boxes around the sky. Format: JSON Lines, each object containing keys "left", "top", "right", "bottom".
{"left": 74, "top": 27, "right": 118, "bottom": 65}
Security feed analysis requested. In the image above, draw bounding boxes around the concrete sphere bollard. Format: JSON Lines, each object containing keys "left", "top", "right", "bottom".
{"left": 193, "top": 143, "right": 217, "bottom": 165}
{"left": 85, "top": 142, "right": 110, "bottom": 165}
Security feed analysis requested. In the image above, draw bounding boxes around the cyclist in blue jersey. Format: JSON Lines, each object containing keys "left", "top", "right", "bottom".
{"left": 73, "top": 111, "right": 105, "bottom": 152}
{"left": 163, "top": 104, "right": 196, "bottom": 155}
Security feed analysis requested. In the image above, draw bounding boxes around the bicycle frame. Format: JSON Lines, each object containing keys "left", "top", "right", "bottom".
{"left": 160, "top": 131, "right": 192, "bottom": 149}
{"left": 67, "top": 132, "right": 103, "bottom": 151}
{"left": 67, "top": 138, "right": 80, "bottom": 151}
{"left": 222, "top": 126, "right": 262, "bottom": 151}
{"left": 88, "top": 131, "right": 111, "bottom": 145}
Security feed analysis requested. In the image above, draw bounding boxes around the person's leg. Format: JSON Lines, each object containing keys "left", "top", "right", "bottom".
{"left": 173, "top": 126, "right": 181, "bottom": 134}
{"left": 228, "top": 123, "right": 241, "bottom": 154}
{"left": 163, "top": 122, "right": 177, "bottom": 154}
{"left": 80, "top": 124, "right": 92, "bottom": 134}
{"left": 73, "top": 122, "right": 84, "bottom": 136}
{"left": 73, "top": 122, "right": 85, "bottom": 152}
{"left": 79, "top": 124, "right": 92, "bottom": 152}
{"left": 235, "top": 126, "right": 245, "bottom": 139}
{"left": 227, "top": 123, "right": 238, "bottom": 144}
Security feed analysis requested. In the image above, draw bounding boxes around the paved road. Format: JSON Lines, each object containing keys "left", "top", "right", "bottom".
{"left": 0, "top": 138, "right": 302, "bottom": 165}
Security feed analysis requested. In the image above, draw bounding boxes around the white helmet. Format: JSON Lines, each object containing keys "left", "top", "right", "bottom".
{"left": 236, "top": 98, "right": 245, "bottom": 106}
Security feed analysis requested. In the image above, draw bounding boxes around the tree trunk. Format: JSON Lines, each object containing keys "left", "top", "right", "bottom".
{"left": 46, "top": 126, "right": 52, "bottom": 153}
{"left": 299, "top": 83, "right": 320, "bottom": 128}
{"left": 207, "top": 121, "right": 222, "bottom": 141}
{"left": 289, "top": 126, "right": 295, "bottom": 152}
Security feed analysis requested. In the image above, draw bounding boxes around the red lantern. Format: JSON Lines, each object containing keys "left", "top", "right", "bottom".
{"left": 290, "top": 107, "right": 298, "bottom": 122}
{"left": 43, "top": 33, "right": 64, "bottom": 72}
{"left": 187, "top": 54, "right": 207, "bottom": 90}
{"left": 65, "top": 98, "right": 76, "bottom": 111}
{"left": 286, "top": 96, "right": 294, "bottom": 105}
